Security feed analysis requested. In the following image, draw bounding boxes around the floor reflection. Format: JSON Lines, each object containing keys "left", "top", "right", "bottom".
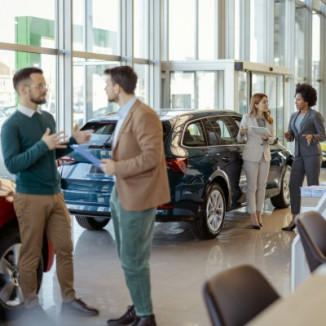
{"left": 3, "top": 169, "right": 326, "bottom": 325}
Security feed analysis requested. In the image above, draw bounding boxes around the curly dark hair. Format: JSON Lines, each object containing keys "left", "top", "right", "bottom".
{"left": 295, "top": 83, "right": 317, "bottom": 107}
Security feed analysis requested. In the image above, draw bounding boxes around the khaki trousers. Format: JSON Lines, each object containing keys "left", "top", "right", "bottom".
{"left": 13, "top": 192, "right": 75, "bottom": 308}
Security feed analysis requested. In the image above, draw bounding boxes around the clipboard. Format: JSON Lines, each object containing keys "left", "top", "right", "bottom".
{"left": 250, "top": 126, "right": 271, "bottom": 136}
{"left": 70, "top": 144, "right": 102, "bottom": 168}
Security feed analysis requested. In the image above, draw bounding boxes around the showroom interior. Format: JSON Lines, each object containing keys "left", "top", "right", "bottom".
{"left": 0, "top": 0, "right": 326, "bottom": 325}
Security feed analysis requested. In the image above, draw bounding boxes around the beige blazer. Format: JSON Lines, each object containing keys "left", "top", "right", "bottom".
{"left": 112, "top": 100, "right": 171, "bottom": 211}
{"left": 237, "top": 114, "right": 275, "bottom": 162}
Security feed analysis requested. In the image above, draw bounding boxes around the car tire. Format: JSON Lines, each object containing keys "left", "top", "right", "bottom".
{"left": 270, "top": 164, "right": 292, "bottom": 209}
{"left": 0, "top": 227, "right": 43, "bottom": 321}
{"left": 192, "top": 183, "right": 226, "bottom": 239}
{"left": 75, "top": 216, "right": 110, "bottom": 230}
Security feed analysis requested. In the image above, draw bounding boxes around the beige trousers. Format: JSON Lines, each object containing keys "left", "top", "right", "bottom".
{"left": 13, "top": 192, "right": 75, "bottom": 308}
{"left": 244, "top": 156, "right": 270, "bottom": 214}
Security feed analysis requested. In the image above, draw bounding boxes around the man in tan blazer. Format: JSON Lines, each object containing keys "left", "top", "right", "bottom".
{"left": 101, "top": 66, "right": 170, "bottom": 326}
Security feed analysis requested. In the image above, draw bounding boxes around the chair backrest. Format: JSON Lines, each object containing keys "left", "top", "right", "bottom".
{"left": 296, "top": 211, "right": 326, "bottom": 272}
{"left": 203, "top": 265, "right": 280, "bottom": 326}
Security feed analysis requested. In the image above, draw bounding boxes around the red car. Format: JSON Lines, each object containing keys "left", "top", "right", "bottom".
{"left": 0, "top": 179, "right": 54, "bottom": 321}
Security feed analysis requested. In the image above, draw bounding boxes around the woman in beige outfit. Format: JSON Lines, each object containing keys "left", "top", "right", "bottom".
{"left": 237, "top": 93, "right": 275, "bottom": 229}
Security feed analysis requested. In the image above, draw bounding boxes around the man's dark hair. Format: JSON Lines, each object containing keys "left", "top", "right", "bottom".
{"left": 104, "top": 66, "right": 137, "bottom": 94}
{"left": 13, "top": 67, "right": 43, "bottom": 92}
{"left": 295, "top": 83, "right": 317, "bottom": 107}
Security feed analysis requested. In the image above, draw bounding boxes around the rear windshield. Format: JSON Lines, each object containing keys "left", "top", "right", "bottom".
{"left": 82, "top": 122, "right": 116, "bottom": 147}
{"left": 82, "top": 120, "right": 170, "bottom": 147}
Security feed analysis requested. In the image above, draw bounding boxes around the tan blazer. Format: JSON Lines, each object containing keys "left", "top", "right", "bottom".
{"left": 112, "top": 100, "right": 171, "bottom": 211}
{"left": 237, "top": 114, "right": 275, "bottom": 162}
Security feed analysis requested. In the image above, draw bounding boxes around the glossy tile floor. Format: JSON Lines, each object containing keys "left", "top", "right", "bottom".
{"left": 3, "top": 169, "right": 326, "bottom": 326}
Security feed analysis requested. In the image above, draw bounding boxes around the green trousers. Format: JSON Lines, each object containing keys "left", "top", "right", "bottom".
{"left": 110, "top": 186, "right": 156, "bottom": 317}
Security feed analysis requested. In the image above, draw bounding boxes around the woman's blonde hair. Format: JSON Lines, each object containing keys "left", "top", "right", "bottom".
{"left": 249, "top": 93, "right": 273, "bottom": 124}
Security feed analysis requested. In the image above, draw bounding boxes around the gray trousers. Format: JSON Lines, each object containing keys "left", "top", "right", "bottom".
{"left": 289, "top": 155, "right": 321, "bottom": 215}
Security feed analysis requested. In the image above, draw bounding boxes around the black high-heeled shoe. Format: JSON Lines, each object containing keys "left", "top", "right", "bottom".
{"left": 281, "top": 224, "right": 296, "bottom": 231}
{"left": 259, "top": 223, "right": 263, "bottom": 227}
{"left": 252, "top": 225, "right": 261, "bottom": 230}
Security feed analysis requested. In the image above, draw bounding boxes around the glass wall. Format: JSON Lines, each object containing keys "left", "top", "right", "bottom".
{"left": 134, "top": 63, "right": 150, "bottom": 104}
{"left": 274, "top": 0, "right": 286, "bottom": 66}
{"left": 72, "top": 59, "right": 119, "bottom": 127}
{"left": 294, "top": 3, "right": 307, "bottom": 83}
{"left": 250, "top": 73, "right": 285, "bottom": 143}
{"left": 0, "top": 51, "right": 56, "bottom": 113}
{"left": 0, "top": 0, "right": 55, "bottom": 47}
{"left": 198, "top": 0, "right": 216, "bottom": 60}
{"left": 0, "top": 0, "right": 325, "bottom": 137}
{"left": 134, "top": 0, "right": 149, "bottom": 59}
{"left": 170, "top": 72, "right": 194, "bottom": 108}
{"left": 73, "top": 0, "right": 120, "bottom": 54}
{"left": 250, "top": 0, "right": 267, "bottom": 64}
{"left": 168, "top": 0, "right": 196, "bottom": 60}
{"left": 312, "top": 11, "right": 321, "bottom": 111}
{"left": 238, "top": 71, "right": 248, "bottom": 115}
{"left": 169, "top": 70, "right": 224, "bottom": 109}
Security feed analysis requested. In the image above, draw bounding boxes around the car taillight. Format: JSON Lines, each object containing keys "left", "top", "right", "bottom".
{"left": 57, "top": 156, "right": 76, "bottom": 167}
{"left": 157, "top": 204, "right": 174, "bottom": 209}
{"left": 166, "top": 158, "right": 187, "bottom": 174}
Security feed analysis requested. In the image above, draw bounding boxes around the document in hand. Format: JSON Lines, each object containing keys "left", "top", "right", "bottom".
{"left": 250, "top": 126, "right": 271, "bottom": 136}
{"left": 70, "top": 144, "right": 102, "bottom": 168}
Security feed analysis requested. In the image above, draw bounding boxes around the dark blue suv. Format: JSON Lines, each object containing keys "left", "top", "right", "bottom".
{"left": 58, "top": 109, "right": 293, "bottom": 239}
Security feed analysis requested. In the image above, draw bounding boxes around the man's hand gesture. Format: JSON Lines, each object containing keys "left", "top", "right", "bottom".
{"left": 72, "top": 124, "right": 94, "bottom": 144}
{"left": 42, "top": 128, "right": 68, "bottom": 150}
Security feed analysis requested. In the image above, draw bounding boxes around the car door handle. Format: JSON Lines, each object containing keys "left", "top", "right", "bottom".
{"left": 222, "top": 157, "right": 230, "bottom": 162}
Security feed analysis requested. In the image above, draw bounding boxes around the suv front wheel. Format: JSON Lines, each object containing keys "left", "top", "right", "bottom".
{"left": 192, "top": 183, "right": 226, "bottom": 239}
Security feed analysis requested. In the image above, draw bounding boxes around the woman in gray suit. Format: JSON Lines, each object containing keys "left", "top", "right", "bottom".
{"left": 282, "top": 83, "right": 326, "bottom": 231}
{"left": 237, "top": 93, "right": 275, "bottom": 229}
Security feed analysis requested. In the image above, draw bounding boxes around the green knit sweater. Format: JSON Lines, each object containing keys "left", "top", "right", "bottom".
{"left": 1, "top": 110, "right": 75, "bottom": 194}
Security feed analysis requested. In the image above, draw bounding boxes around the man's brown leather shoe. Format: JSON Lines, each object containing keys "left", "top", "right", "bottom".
{"left": 62, "top": 298, "right": 99, "bottom": 316}
{"left": 130, "top": 314, "right": 157, "bottom": 326}
{"left": 107, "top": 305, "right": 136, "bottom": 325}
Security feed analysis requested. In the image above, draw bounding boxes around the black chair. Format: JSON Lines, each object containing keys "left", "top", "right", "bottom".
{"left": 296, "top": 211, "right": 326, "bottom": 273}
{"left": 203, "top": 265, "right": 280, "bottom": 326}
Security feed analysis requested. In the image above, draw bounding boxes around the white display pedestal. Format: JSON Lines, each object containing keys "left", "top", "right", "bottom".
{"left": 291, "top": 193, "right": 326, "bottom": 291}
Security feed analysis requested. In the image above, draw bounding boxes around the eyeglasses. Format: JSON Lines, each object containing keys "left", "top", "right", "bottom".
{"left": 29, "top": 84, "right": 49, "bottom": 90}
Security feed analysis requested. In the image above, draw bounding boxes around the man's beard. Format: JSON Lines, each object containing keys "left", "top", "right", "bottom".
{"left": 30, "top": 96, "right": 46, "bottom": 105}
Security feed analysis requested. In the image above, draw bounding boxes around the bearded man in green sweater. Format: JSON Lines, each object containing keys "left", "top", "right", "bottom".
{"left": 1, "top": 67, "right": 99, "bottom": 325}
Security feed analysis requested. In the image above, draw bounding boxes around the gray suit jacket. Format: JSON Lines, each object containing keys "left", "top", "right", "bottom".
{"left": 287, "top": 109, "right": 326, "bottom": 157}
